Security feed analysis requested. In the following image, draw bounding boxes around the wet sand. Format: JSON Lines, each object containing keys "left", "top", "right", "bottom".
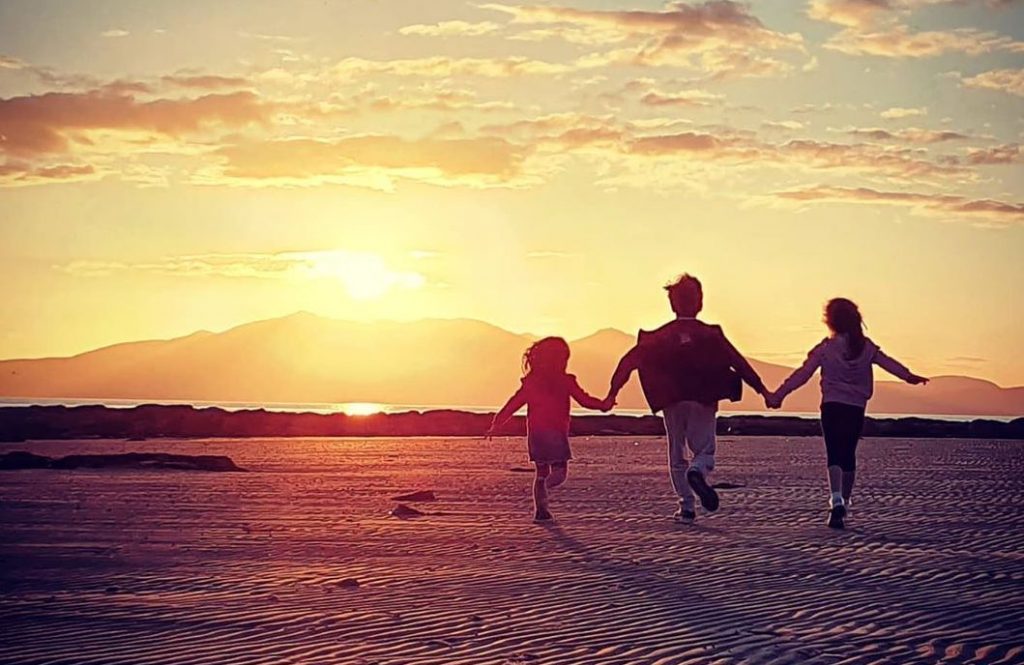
{"left": 1, "top": 436, "right": 1022, "bottom": 664}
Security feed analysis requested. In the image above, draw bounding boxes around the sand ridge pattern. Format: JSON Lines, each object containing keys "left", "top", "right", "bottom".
{"left": 1, "top": 437, "right": 1022, "bottom": 664}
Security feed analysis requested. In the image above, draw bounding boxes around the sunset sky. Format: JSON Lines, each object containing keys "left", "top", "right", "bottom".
{"left": 1, "top": 0, "right": 1022, "bottom": 386}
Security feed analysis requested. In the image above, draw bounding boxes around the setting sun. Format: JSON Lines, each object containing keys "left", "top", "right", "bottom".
{"left": 299, "top": 250, "right": 426, "bottom": 301}
{"left": 336, "top": 401, "right": 388, "bottom": 416}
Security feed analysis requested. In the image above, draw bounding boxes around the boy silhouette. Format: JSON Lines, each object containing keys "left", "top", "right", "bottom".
{"left": 605, "top": 274, "right": 769, "bottom": 521}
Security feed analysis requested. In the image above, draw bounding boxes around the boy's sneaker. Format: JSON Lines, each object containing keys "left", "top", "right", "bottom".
{"left": 534, "top": 508, "right": 553, "bottom": 522}
{"left": 827, "top": 504, "right": 846, "bottom": 529}
{"left": 686, "top": 470, "right": 720, "bottom": 512}
{"left": 673, "top": 507, "right": 697, "bottom": 523}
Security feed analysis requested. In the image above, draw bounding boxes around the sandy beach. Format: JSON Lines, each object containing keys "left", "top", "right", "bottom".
{"left": 1, "top": 436, "right": 1022, "bottom": 665}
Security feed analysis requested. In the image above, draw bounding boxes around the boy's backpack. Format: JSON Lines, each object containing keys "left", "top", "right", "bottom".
{"left": 636, "top": 320, "right": 742, "bottom": 413}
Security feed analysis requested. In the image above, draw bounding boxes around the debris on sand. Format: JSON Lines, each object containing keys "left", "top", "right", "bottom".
{"left": 337, "top": 578, "right": 361, "bottom": 589}
{"left": 0, "top": 451, "right": 246, "bottom": 472}
{"left": 389, "top": 504, "right": 426, "bottom": 519}
{"left": 390, "top": 490, "right": 436, "bottom": 502}
{"left": 712, "top": 482, "right": 746, "bottom": 490}
{"left": 509, "top": 467, "right": 534, "bottom": 473}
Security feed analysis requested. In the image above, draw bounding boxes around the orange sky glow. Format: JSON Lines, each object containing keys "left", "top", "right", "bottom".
{"left": 1, "top": 0, "right": 1022, "bottom": 386}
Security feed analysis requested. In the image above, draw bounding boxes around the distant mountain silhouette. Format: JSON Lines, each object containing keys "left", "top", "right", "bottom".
{"left": 1, "top": 312, "right": 1020, "bottom": 416}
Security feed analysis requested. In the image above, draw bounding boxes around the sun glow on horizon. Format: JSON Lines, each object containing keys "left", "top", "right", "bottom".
{"left": 296, "top": 250, "right": 426, "bottom": 301}
{"left": 337, "top": 402, "right": 388, "bottom": 416}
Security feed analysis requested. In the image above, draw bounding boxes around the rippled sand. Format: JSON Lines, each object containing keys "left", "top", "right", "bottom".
{"left": 2, "top": 436, "right": 1022, "bottom": 664}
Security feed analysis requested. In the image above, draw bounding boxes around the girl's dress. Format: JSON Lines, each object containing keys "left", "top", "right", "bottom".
{"left": 502, "top": 373, "right": 600, "bottom": 463}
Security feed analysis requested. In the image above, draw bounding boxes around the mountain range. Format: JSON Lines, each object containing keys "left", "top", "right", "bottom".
{"left": 1, "top": 312, "right": 1021, "bottom": 416}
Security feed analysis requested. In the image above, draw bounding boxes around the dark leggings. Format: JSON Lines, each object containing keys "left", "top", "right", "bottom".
{"left": 820, "top": 402, "right": 866, "bottom": 472}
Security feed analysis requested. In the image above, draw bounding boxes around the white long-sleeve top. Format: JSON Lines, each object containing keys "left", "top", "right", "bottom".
{"left": 775, "top": 335, "right": 914, "bottom": 408}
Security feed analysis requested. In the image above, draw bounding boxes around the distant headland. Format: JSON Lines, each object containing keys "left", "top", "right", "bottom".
{"left": 1, "top": 404, "right": 1021, "bottom": 442}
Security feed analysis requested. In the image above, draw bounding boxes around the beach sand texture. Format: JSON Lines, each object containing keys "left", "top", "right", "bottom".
{"left": 2, "top": 436, "right": 1022, "bottom": 665}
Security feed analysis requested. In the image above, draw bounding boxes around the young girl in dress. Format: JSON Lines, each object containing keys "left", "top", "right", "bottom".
{"left": 767, "top": 298, "right": 928, "bottom": 529}
{"left": 486, "top": 337, "right": 612, "bottom": 521}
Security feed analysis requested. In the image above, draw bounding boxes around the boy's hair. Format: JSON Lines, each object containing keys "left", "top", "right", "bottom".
{"left": 665, "top": 273, "right": 703, "bottom": 316}
{"left": 523, "top": 337, "right": 570, "bottom": 376}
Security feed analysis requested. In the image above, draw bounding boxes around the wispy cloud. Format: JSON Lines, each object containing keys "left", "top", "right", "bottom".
{"left": 481, "top": 1, "right": 807, "bottom": 79}
{"left": 773, "top": 185, "right": 1024, "bottom": 226}
{"left": 881, "top": 106, "right": 927, "bottom": 119}
{"left": 962, "top": 68, "right": 1024, "bottom": 96}
{"left": 214, "top": 135, "right": 530, "bottom": 189}
{"left": 0, "top": 161, "right": 98, "bottom": 185}
{"left": 842, "top": 126, "right": 971, "bottom": 143}
{"left": 161, "top": 74, "right": 252, "bottom": 90}
{"left": 101, "top": 28, "right": 129, "bottom": 38}
{"left": 809, "top": 0, "right": 1024, "bottom": 58}
{"left": 57, "top": 250, "right": 426, "bottom": 300}
{"left": 0, "top": 88, "right": 272, "bottom": 158}
{"left": 332, "top": 56, "right": 570, "bottom": 79}
{"left": 399, "top": 21, "right": 501, "bottom": 37}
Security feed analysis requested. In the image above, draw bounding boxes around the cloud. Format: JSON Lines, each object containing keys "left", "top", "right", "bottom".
{"left": 620, "top": 131, "right": 965, "bottom": 180}
{"left": 214, "top": 135, "right": 529, "bottom": 188}
{"left": 0, "top": 55, "right": 27, "bottom": 70}
{"left": 807, "top": 0, "right": 897, "bottom": 28}
{"left": 358, "top": 89, "right": 516, "bottom": 114}
{"left": 966, "top": 143, "right": 1021, "bottom": 165}
{"left": 479, "top": 112, "right": 968, "bottom": 183}
{"left": 399, "top": 21, "right": 501, "bottom": 37}
{"left": 0, "top": 161, "right": 98, "bottom": 185}
{"left": 762, "top": 120, "right": 806, "bottom": 130}
{"left": 824, "top": 24, "right": 1023, "bottom": 57}
{"left": 332, "top": 56, "right": 570, "bottom": 78}
{"left": 962, "top": 68, "right": 1024, "bottom": 96}
{"left": 639, "top": 89, "right": 723, "bottom": 108}
{"left": 0, "top": 88, "right": 272, "bottom": 158}
{"left": 881, "top": 106, "right": 926, "bottom": 119}
{"left": 808, "top": 1, "right": 1024, "bottom": 57}
{"left": 844, "top": 126, "right": 970, "bottom": 143}
{"left": 101, "top": 29, "right": 130, "bottom": 38}
{"left": 161, "top": 74, "right": 252, "bottom": 90}
{"left": 773, "top": 185, "right": 1023, "bottom": 225}
{"left": 482, "top": 1, "right": 806, "bottom": 78}
{"left": 237, "top": 31, "right": 307, "bottom": 43}
{"left": 58, "top": 250, "right": 426, "bottom": 299}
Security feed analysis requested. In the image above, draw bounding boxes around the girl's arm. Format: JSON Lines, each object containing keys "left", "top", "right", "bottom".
{"left": 874, "top": 348, "right": 928, "bottom": 384}
{"left": 487, "top": 386, "right": 528, "bottom": 436}
{"left": 774, "top": 341, "right": 826, "bottom": 402}
{"left": 570, "top": 377, "right": 611, "bottom": 411}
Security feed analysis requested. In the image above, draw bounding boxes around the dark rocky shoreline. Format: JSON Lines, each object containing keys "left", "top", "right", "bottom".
{"left": 1, "top": 404, "right": 1021, "bottom": 441}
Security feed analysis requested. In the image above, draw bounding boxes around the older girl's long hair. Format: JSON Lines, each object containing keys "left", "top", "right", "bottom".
{"left": 825, "top": 298, "right": 866, "bottom": 359}
{"left": 523, "top": 337, "right": 571, "bottom": 377}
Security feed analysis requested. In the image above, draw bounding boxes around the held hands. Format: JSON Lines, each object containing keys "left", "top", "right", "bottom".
{"left": 763, "top": 389, "right": 783, "bottom": 410}
{"left": 598, "top": 396, "right": 616, "bottom": 412}
{"left": 906, "top": 374, "right": 929, "bottom": 385}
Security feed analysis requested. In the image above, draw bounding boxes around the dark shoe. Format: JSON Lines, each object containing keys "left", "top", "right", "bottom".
{"left": 827, "top": 504, "right": 846, "bottom": 530}
{"left": 686, "top": 470, "right": 720, "bottom": 512}
{"left": 673, "top": 507, "right": 696, "bottom": 523}
{"left": 534, "top": 508, "right": 553, "bottom": 522}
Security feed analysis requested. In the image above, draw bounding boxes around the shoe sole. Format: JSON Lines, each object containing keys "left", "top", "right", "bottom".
{"left": 827, "top": 505, "right": 846, "bottom": 529}
{"left": 686, "top": 470, "right": 720, "bottom": 512}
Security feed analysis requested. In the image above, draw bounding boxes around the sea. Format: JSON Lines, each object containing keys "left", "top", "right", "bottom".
{"left": 0, "top": 397, "right": 1015, "bottom": 423}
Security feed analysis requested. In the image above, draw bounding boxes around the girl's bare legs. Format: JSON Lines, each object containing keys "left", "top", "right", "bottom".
{"left": 546, "top": 462, "right": 568, "bottom": 489}
{"left": 534, "top": 463, "right": 551, "bottom": 519}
